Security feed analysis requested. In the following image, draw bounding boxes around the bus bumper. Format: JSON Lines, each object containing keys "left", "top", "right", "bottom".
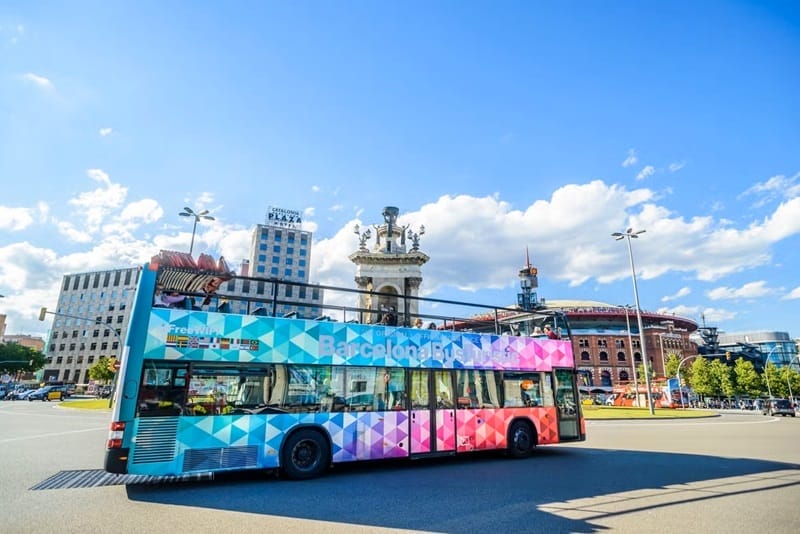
{"left": 104, "top": 448, "right": 130, "bottom": 474}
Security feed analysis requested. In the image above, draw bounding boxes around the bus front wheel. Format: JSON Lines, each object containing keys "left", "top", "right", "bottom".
{"left": 507, "top": 421, "right": 536, "bottom": 459}
{"left": 281, "top": 429, "right": 330, "bottom": 480}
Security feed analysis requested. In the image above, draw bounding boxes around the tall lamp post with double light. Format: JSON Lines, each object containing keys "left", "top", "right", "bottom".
{"left": 179, "top": 207, "right": 214, "bottom": 256}
{"left": 612, "top": 228, "right": 655, "bottom": 415}
{"left": 38, "top": 307, "right": 125, "bottom": 406}
{"left": 619, "top": 304, "right": 641, "bottom": 407}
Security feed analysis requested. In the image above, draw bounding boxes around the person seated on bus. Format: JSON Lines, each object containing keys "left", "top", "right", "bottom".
{"left": 544, "top": 325, "right": 559, "bottom": 339}
{"left": 153, "top": 285, "right": 186, "bottom": 308}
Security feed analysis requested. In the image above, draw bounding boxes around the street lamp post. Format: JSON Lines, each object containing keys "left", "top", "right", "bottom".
{"left": 619, "top": 304, "right": 641, "bottom": 407}
{"left": 762, "top": 346, "right": 780, "bottom": 399}
{"left": 179, "top": 207, "right": 215, "bottom": 256}
{"left": 612, "top": 228, "right": 655, "bottom": 415}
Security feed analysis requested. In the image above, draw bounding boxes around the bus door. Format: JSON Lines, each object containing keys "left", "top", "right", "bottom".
{"left": 553, "top": 369, "right": 580, "bottom": 440}
{"left": 409, "top": 370, "right": 456, "bottom": 454}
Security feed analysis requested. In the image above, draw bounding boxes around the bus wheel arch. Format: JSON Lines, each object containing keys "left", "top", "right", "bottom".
{"left": 280, "top": 426, "right": 331, "bottom": 480}
{"left": 507, "top": 418, "right": 537, "bottom": 459}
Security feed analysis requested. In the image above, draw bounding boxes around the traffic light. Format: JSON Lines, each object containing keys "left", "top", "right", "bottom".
{"left": 725, "top": 351, "right": 732, "bottom": 361}
{"left": 107, "top": 358, "right": 118, "bottom": 372}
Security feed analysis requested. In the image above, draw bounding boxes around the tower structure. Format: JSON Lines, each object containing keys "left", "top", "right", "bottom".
{"left": 517, "top": 247, "right": 543, "bottom": 310}
{"left": 349, "top": 206, "right": 429, "bottom": 325}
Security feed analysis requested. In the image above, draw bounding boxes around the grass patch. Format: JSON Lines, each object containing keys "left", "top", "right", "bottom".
{"left": 582, "top": 405, "right": 716, "bottom": 419}
{"left": 60, "top": 399, "right": 112, "bottom": 410}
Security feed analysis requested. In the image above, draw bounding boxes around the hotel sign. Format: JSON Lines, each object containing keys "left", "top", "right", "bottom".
{"left": 267, "top": 206, "right": 302, "bottom": 229}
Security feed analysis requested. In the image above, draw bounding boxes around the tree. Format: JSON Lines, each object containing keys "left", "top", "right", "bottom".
{"left": 733, "top": 359, "right": 761, "bottom": 398}
{"left": 0, "top": 342, "right": 46, "bottom": 375}
{"left": 88, "top": 357, "right": 116, "bottom": 382}
{"left": 689, "top": 357, "right": 717, "bottom": 398}
{"left": 664, "top": 354, "right": 681, "bottom": 379}
{"left": 711, "top": 360, "right": 735, "bottom": 398}
{"left": 762, "top": 363, "right": 783, "bottom": 398}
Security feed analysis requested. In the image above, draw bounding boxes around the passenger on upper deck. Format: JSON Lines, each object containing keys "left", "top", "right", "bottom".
{"left": 544, "top": 325, "right": 559, "bottom": 339}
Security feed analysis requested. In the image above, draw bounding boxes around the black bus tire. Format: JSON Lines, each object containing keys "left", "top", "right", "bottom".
{"left": 281, "top": 428, "right": 330, "bottom": 480}
{"left": 507, "top": 420, "right": 536, "bottom": 459}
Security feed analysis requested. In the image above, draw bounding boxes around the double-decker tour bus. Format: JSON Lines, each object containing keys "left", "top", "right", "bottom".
{"left": 105, "top": 251, "right": 585, "bottom": 479}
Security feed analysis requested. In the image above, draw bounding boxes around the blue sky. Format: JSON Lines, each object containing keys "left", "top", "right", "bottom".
{"left": 1, "top": 1, "right": 799, "bottom": 339}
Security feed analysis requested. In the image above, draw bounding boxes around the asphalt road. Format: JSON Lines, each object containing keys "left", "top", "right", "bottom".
{"left": 0, "top": 402, "right": 798, "bottom": 533}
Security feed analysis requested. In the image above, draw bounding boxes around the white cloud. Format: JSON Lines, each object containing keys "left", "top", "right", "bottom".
{"left": 636, "top": 165, "right": 655, "bottom": 180}
{"left": 668, "top": 162, "right": 685, "bottom": 172}
{"left": 66, "top": 170, "right": 127, "bottom": 231}
{"left": 118, "top": 199, "right": 163, "bottom": 224}
{"left": 706, "top": 281, "right": 774, "bottom": 300}
{"left": 661, "top": 287, "right": 691, "bottom": 302}
{"left": 783, "top": 287, "right": 800, "bottom": 300}
{"left": 330, "top": 204, "right": 344, "bottom": 212}
{"left": 21, "top": 72, "right": 53, "bottom": 89}
{"left": 621, "top": 149, "right": 637, "bottom": 168}
{"left": 0, "top": 206, "right": 34, "bottom": 230}
{"left": 311, "top": 185, "right": 321, "bottom": 193}
{"left": 739, "top": 172, "right": 800, "bottom": 208}
{"left": 99, "top": 128, "right": 113, "bottom": 136}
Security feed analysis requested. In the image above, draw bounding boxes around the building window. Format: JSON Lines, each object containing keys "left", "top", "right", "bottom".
{"left": 261, "top": 229, "right": 268, "bottom": 239}
{"left": 615, "top": 340, "right": 624, "bottom": 349}
{"left": 69, "top": 343, "right": 76, "bottom": 351}
{"left": 619, "top": 370, "right": 629, "bottom": 382}
{"left": 259, "top": 243, "right": 267, "bottom": 251}
{"left": 257, "top": 265, "right": 265, "bottom": 273}
{"left": 299, "top": 287, "right": 306, "bottom": 299}
{"left": 598, "top": 339, "right": 608, "bottom": 348}
{"left": 273, "top": 245, "right": 280, "bottom": 253}
{"left": 258, "top": 254, "right": 266, "bottom": 262}
{"left": 298, "top": 270, "right": 305, "bottom": 278}
{"left": 300, "top": 236, "right": 308, "bottom": 246}
{"left": 90, "top": 343, "right": 97, "bottom": 350}
{"left": 288, "top": 232, "right": 295, "bottom": 243}
{"left": 286, "top": 258, "right": 293, "bottom": 265}
{"left": 580, "top": 351, "right": 590, "bottom": 361}
{"left": 284, "top": 268, "right": 292, "bottom": 277}
{"left": 299, "top": 249, "right": 307, "bottom": 256}
{"left": 58, "top": 344, "right": 65, "bottom": 351}
{"left": 287, "top": 247, "right": 294, "bottom": 255}
{"left": 272, "top": 256, "right": 280, "bottom": 263}
{"left": 634, "top": 352, "right": 642, "bottom": 362}
{"left": 101, "top": 342, "right": 108, "bottom": 350}
{"left": 601, "top": 370, "right": 612, "bottom": 387}
{"left": 242, "top": 281, "right": 250, "bottom": 293}
{"left": 274, "top": 231, "right": 282, "bottom": 241}
{"left": 299, "top": 259, "right": 306, "bottom": 267}
{"left": 579, "top": 339, "right": 589, "bottom": 348}
{"left": 599, "top": 351, "right": 608, "bottom": 361}
{"left": 270, "top": 267, "right": 278, "bottom": 275}
{"left": 617, "top": 351, "right": 626, "bottom": 362}
{"left": 285, "top": 286, "right": 293, "bottom": 297}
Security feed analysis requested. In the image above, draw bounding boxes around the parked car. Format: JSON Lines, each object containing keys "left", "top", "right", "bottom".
{"left": 27, "top": 385, "right": 64, "bottom": 402}
{"left": 761, "top": 398, "right": 795, "bottom": 417}
{"left": 6, "top": 387, "right": 32, "bottom": 401}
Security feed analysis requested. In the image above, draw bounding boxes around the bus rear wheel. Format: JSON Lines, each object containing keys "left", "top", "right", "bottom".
{"left": 507, "top": 421, "right": 536, "bottom": 458}
{"left": 281, "top": 429, "right": 330, "bottom": 480}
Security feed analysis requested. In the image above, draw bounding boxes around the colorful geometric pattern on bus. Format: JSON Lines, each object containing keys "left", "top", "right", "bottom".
{"left": 455, "top": 407, "right": 558, "bottom": 451}
{"left": 127, "top": 407, "right": 559, "bottom": 476}
{"left": 145, "top": 309, "right": 574, "bottom": 370}
{"left": 410, "top": 410, "right": 431, "bottom": 453}
{"left": 436, "top": 409, "right": 456, "bottom": 451}
{"left": 264, "top": 411, "right": 410, "bottom": 463}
